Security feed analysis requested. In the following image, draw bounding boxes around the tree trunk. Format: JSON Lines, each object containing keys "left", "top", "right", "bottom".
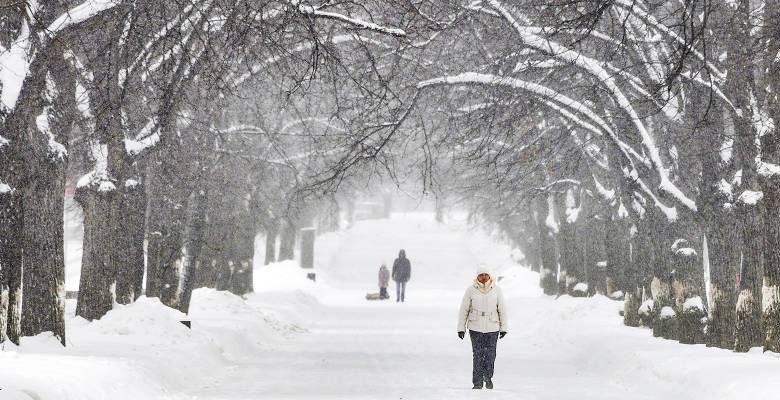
{"left": 705, "top": 219, "right": 737, "bottom": 349}
{"left": 525, "top": 209, "right": 542, "bottom": 273}
{"left": 761, "top": 0, "right": 780, "bottom": 353}
{"left": 734, "top": 207, "right": 763, "bottom": 351}
{"left": 585, "top": 215, "right": 607, "bottom": 297}
{"left": 20, "top": 176, "right": 67, "bottom": 345}
{"left": 264, "top": 222, "right": 278, "bottom": 265}
{"left": 649, "top": 213, "right": 675, "bottom": 339}
{"left": 18, "top": 49, "right": 74, "bottom": 344}
{"left": 278, "top": 218, "right": 297, "bottom": 261}
{"left": 0, "top": 191, "right": 22, "bottom": 344}
{"left": 116, "top": 181, "right": 147, "bottom": 303}
{"left": 605, "top": 215, "right": 629, "bottom": 298}
{"left": 75, "top": 186, "right": 118, "bottom": 320}
{"left": 672, "top": 237, "right": 706, "bottom": 344}
{"left": 624, "top": 224, "right": 648, "bottom": 327}
{"left": 535, "top": 195, "right": 558, "bottom": 295}
{"left": 145, "top": 185, "right": 185, "bottom": 305}
{"left": 178, "top": 190, "right": 207, "bottom": 313}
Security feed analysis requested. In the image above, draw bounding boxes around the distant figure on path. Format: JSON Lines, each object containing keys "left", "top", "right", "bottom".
{"left": 391, "top": 249, "right": 411, "bottom": 302}
{"left": 378, "top": 264, "right": 390, "bottom": 299}
{"left": 457, "top": 266, "right": 508, "bottom": 390}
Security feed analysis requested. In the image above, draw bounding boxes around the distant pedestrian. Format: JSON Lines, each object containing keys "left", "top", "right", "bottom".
{"left": 457, "top": 266, "right": 508, "bottom": 390}
{"left": 378, "top": 264, "right": 390, "bottom": 299}
{"left": 391, "top": 249, "right": 411, "bottom": 302}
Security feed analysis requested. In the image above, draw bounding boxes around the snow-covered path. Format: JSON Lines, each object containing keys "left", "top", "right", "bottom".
{"left": 5, "top": 213, "right": 780, "bottom": 400}
{"left": 190, "top": 214, "right": 682, "bottom": 399}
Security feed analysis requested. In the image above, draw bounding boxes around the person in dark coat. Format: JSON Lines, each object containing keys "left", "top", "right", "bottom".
{"left": 391, "top": 249, "right": 411, "bottom": 302}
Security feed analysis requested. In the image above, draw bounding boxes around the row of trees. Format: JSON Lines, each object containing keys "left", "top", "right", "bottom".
{"left": 0, "top": 0, "right": 433, "bottom": 346}
{"left": 2, "top": 0, "right": 779, "bottom": 356}
{"left": 401, "top": 0, "right": 780, "bottom": 353}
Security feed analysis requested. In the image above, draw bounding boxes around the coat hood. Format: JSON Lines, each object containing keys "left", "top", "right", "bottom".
{"left": 398, "top": 249, "right": 406, "bottom": 258}
{"left": 476, "top": 264, "right": 492, "bottom": 278}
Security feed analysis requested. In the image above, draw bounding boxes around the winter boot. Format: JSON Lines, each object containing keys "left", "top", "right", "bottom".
{"left": 472, "top": 382, "right": 483, "bottom": 390}
{"left": 485, "top": 380, "right": 493, "bottom": 389}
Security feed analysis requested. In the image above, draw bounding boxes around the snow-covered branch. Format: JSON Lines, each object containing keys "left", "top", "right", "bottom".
{"left": 295, "top": 3, "right": 406, "bottom": 37}
{"left": 487, "top": 0, "right": 697, "bottom": 213}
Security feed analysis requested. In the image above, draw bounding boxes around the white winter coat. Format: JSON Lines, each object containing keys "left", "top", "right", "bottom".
{"left": 457, "top": 280, "right": 508, "bottom": 333}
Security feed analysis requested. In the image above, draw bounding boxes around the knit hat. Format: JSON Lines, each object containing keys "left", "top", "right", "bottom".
{"left": 476, "top": 264, "right": 491, "bottom": 277}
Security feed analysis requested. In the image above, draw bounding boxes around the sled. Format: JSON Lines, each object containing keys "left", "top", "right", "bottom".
{"left": 365, "top": 292, "right": 389, "bottom": 300}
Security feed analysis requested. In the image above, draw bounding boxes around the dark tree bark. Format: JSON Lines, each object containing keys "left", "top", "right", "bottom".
{"left": 648, "top": 212, "right": 675, "bottom": 340}
{"left": 177, "top": 190, "right": 207, "bottom": 313}
{"left": 145, "top": 174, "right": 186, "bottom": 305}
{"left": 734, "top": 206, "right": 763, "bottom": 352}
{"left": 0, "top": 191, "right": 22, "bottom": 344}
{"left": 75, "top": 186, "right": 119, "bottom": 320}
{"left": 16, "top": 46, "right": 75, "bottom": 345}
{"left": 582, "top": 197, "right": 607, "bottom": 297}
{"left": 761, "top": 0, "right": 780, "bottom": 353}
{"left": 705, "top": 220, "right": 737, "bottom": 349}
{"left": 723, "top": 0, "right": 764, "bottom": 351}
{"left": 116, "top": 181, "right": 147, "bottom": 303}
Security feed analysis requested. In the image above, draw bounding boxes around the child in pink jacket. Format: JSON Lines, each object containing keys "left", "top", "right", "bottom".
{"left": 378, "top": 264, "right": 390, "bottom": 299}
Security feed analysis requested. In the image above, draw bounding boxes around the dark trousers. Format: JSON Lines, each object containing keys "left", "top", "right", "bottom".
{"left": 396, "top": 281, "right": 407, "bottom": 302}
{"left": 469, "top": 330, "right": 499, "bottom": 385}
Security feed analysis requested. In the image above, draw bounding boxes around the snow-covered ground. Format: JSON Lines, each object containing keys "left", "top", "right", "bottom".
{"left": 3, "top": 212, "right": 780, "bottom": 399}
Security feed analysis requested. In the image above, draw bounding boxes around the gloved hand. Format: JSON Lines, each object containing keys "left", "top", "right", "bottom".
{"left": 458, "top": 331, "right": 465, "bottom": 340}
{"left": 499, "top": 331, "right": 507, "bottom": 339}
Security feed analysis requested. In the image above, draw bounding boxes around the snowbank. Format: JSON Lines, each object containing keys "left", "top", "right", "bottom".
{"left": 0, "top": 287, "right": 311, "bottom": 399}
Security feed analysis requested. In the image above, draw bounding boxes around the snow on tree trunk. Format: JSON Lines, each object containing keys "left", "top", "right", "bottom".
{"left": 177, "top": 190, "right": 207, "bottom": 314}
{"left": 648, "top": 213, "right": 675, "bottom": 339}
{"left": 761, "top": 195, "right": 780, "bottom": 352}
{"left": 0, "top": 191, "right": 22, "bottom": 344}
{"left": 554, "top": 190, "right": 579, "bottom": 295}
{"left": 624, "top": 225, "right": 649, "bottom": 328}
{"left": 17, "top": 47, "right": 75, "bottom": 345}
{"left": 734, "top": 207, "right": 763, "bottom": 352}
{"left": 723, "top": 0, "right": 764, "bottom": 350}
{"left": 705, "top": 223, "right": 737, "bottom": 349}
{"left": 671, "top": 238, "right": 706, "bottom": 344}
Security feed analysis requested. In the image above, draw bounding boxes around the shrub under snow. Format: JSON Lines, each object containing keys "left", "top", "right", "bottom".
{"left": 639, "top": 300, "right": 655, "bottom": 316}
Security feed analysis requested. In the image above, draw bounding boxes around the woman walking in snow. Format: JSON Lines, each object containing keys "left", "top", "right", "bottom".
{"left": 457, "top": 266, "right": 508, "bottom": 390}
{"left": 378, "top": 264, "right": 390, "bottom": 299}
